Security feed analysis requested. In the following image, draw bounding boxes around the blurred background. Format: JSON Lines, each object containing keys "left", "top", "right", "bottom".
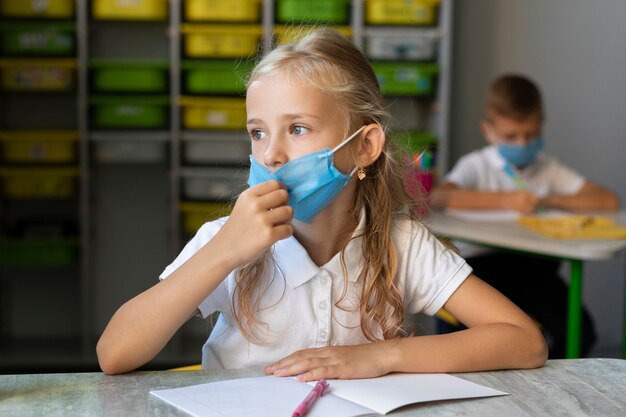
{"left": 0, "top": 0, "right": 624, "bottom": 373}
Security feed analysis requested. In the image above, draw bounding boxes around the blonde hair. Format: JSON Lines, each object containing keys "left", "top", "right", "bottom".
{"left": 234, "top": 28, "right": 422, "bottom": 343}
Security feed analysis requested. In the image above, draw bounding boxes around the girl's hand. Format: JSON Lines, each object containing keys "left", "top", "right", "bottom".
{"left": 264, "top": 343, "right": 393, "bottom": 382}
{"left": 213, "top": 180, "right": 293, "bottom": 269}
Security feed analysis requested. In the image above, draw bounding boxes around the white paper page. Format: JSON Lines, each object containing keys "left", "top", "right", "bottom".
{"left": 150, "top": 376, "right": 373, "bottom": 417}
{"left": 326, "top": 373, "right": 508, "bottom": 415}
{"left": 445, "top": 209, "right": 520, "bottom": 222}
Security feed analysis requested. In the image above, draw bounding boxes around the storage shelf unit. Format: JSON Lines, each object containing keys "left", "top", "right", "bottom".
{"left": 0, "top": 0, "right": 453, "bottom": 372}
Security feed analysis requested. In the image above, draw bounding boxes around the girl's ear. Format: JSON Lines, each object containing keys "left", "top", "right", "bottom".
{"left": 358, "top": 124, "right": 385, "bottom": 167}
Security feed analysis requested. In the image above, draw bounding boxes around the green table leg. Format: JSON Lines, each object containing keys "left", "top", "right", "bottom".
{"left": 623, "top": 262, "right": 626, "bottom": 359}
{"left": 566, "top": 260, "right": 583, "bottom": 358}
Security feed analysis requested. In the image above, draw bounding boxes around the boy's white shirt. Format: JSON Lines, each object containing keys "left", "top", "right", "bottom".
{"left": 444, "top": 145, "right": 586, "bottom": 257}
{"left": 160, "top": 210, "right": 471, "bottom": 370}
{"left": 446, "top": 145, "right": 585, "bottom": 197}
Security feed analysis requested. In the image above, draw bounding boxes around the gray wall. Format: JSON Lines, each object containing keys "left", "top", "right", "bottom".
{"left": 451, "top": 0, "right": 626, "bottom": 355}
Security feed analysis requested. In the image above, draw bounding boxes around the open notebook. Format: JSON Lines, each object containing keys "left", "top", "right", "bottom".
{"left": 150, "top": 373, "right": 508, "bottom": 417}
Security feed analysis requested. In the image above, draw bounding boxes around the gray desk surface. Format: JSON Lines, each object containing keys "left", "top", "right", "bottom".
{"left": 2, "top": 359, "right": 625, "bottom": 416}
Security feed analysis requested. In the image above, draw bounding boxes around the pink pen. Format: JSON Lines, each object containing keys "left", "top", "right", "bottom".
{"left": 291, "top": 379, "right": 329, "bottom": 417}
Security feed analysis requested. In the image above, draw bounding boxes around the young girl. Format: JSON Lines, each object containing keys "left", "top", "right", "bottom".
{"left": 97, "top": 29, "right": 547, "bottom": 377}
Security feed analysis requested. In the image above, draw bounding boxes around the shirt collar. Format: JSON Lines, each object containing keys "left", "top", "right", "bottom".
{"left": 273, "top": 208, "right": 367, "bottom": 288}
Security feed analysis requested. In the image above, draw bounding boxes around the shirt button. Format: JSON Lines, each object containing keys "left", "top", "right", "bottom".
{"left": 320, "top": 301, "right": 328, "bottom": 310}
{"left": 319, "top": 330, "right": 327, "bottom": 338}
{"left": 321, "top": 276, "right": 329, "bottom": 285}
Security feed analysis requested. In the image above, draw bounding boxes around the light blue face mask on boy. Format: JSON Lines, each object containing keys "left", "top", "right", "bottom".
{"left": 497, "top": 137, "right": 544, "bottom": 168}
{"left": 247, "top": 126, "right": 366, "bottom": 223}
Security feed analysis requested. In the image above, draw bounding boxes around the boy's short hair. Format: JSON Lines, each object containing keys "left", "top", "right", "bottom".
{"left": 486, "top": 74, "right": 544, "bottom": 121}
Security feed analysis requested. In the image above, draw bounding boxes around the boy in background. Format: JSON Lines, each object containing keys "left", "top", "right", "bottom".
{"left": 432, "top": 74, "right": 619, "bottom": 358}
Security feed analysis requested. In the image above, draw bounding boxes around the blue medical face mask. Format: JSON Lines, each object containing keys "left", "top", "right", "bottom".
{"left": 247, "top": 126, "right": 366, "bottom": 223}
{"left": 496, "top": 137, "right": 544, "bottom": 168}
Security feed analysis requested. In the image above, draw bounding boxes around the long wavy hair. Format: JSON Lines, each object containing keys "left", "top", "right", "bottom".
{"left": 233, "top": 28, "right": 423, "bottom": 343}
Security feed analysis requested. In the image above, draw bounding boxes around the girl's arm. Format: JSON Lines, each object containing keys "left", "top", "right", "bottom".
{"left": 540, "top": 181, "right": 620, "bottom": 211}
{"left": 97, "top": 180, "right": 293, "bottom": 375}
{"left": 266, "top": 275, "right": 547, "bottom": 381}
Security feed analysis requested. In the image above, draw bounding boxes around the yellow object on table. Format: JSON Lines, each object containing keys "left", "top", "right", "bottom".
{"left": 519, "top": 215, "right": 626, "bottom": 239}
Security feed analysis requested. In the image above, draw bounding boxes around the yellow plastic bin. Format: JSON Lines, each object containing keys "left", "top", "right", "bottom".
{"left": 0, "top": 130, "right": 78, "bottom": 164}
{"left": 181, "top": 24, "right": 262, "bottom": 58}
{"left": 0, "top": 167, "right": 78, "bottom": 199}
{"left": 180, "top": 97, "right": 246, "bottom": 130}
{"left": 273, "top": 25, "right": 352, "bottom": 45}
{"left": 0, "top": 0, "right": 74, "bottom": 18}
{"left": 365, "top": 0, "right": 440, "bottom": 25}
{"left": 0, "top": 58, "right": 75, "bottom": 91}
{"left": 92, "top": 0, "right": 168, "bottom": 21}
{"left": 184, "top": 0, "right": 261, "bottom": 22}
{"left": 180, "top": 202, "right": 232, "bottom": 235}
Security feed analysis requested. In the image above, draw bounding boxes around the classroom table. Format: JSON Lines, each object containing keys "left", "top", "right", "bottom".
{"left": 1, "top": 359, "right": 625, "bottom": 416}
{"left": 427, "top": 210, "right": 626, "bottom": 359}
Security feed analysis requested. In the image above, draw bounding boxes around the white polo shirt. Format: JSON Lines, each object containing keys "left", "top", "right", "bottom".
{"left": 446, "top": 145, "right": 585, "bottom": 197}
{"left": 160, "top": 212, "right": 471, "bottom": 370}
{"left": 445, "top": 145, "right": 586, "bottom": 257}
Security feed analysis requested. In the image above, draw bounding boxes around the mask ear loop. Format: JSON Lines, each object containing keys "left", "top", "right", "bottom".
{"left": 331, "top": 125, "right": 367, "bottom": 177}
{"left": 331, "top": 125, "right": 367, "bottom": 153}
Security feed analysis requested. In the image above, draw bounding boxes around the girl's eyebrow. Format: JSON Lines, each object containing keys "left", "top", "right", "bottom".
{"left": 282, "top": 113, "right": 321, "bottom": 120}
{"left": 247, "top": 114, "right": 321, "bottom": 125}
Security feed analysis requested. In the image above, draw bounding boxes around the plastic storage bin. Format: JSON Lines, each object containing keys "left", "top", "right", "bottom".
{"left": 276, "top": 0, "right": 350, "bottom": 24}
{"left": 0, "top": 237, "right": 76, "bottom": 267}
{"left": 184, "top": 137, "right": 250, "bottom": 164}
{"left": 365, "top": 0, "right": 440, "bottom": 25}
{"left": 273, "top": 25, "right": 352, "bottom": 45}
{"left": 184, "top": 0, "right": 261, "bottom": 22}
{"left": 182, "top": 168, "right": 248, "bottom": 200}
{"left": 366, "top": 33, "right": 437, "bottom": 61}
{"left": 180, "top": 202, "right": 233, "bottom": 235}
{"left": 180, "top": 97, "right": 246, "bottom": 130}
{"left": 181, "top": 24, "right": 262, "bottom": 58}
{"left": 0, "top": 0, "right": 74, "bottom": 19}
{"left": 0, "top": 167, "right": 78, "bottom": 199}
{"left": 0, "top": 130, "right": 78, "bottom": 164}
{"left": 372, "top": 62, "right": 438, "bottom": 96}
{"left": 90, "top": 96, "right": 169, "bottom": 129}
{"left": 0, "top": 22, "right": 75, "bottom": 56}
{"left": 94, "top": 140, "right": 166, "bottom": 164}
{"left": 90, "top": 60, "right": 168, "bottom": 93}
{"left": 0, "top": 58, "right": 76, "bottom": 91}
{"left": 92, "top": 0, "right": 167, "bottom": 21}
{"left": 182, "top": 60, "right": 254, "bottom": 95}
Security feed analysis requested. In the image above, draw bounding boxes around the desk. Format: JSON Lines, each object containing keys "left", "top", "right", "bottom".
{"left": 1, "top": 359, "right": 625, "bottom": 416}
{"left": 428, "top": 210, "right": 626, "bottom": 358}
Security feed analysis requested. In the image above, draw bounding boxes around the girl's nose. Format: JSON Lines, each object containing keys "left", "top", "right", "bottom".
{"left": 263, "top": 138, "right": 287, "bottom": 170}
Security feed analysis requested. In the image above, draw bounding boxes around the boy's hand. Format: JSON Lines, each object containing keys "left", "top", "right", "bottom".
{"left": 212, "top": 180, "right": 293, "bottom": 269}
{"left": 264, "top": 343, "right": 391, "bottom": 382}
{"left": 505, "top": 191, "right": 539, "bottom": 213}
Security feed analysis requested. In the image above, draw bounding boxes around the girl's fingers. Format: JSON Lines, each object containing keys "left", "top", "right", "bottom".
{"left": 266, "top": 205, "right": 293, "bottom": 225}
{"left": 249, "top": 179, "right": 284, "bottom": 197}
{"left": 257, "top": 188, "right": 290, "bottom": 212}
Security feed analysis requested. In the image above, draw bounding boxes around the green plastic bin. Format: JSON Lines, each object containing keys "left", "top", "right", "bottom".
{"left": 90, "top": 59, "right": 168, "bottom": 93}
{"left": 372, "top": 62, "right": 439, "bottom": 96}
{"left": 0, "top": 22, "right": 75, "bottom": 56}
{"left": 90, "top": 96, "right": 169, "bottom": 129}
{"left": 276, "top": 0, "right": 349, "bottom": 24}
{"left": 0, "top": 237, "right": 77, "bottom": 267}
{"left": 182, "top": 60, "right": 254, "bottom": 94}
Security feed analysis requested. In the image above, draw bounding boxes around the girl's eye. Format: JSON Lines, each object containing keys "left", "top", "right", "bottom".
{"left": 249, "top": 129, "right": 266, "bottom": 140}
{"left": 291, "top": 125, "right": 310, "bottom": 136}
